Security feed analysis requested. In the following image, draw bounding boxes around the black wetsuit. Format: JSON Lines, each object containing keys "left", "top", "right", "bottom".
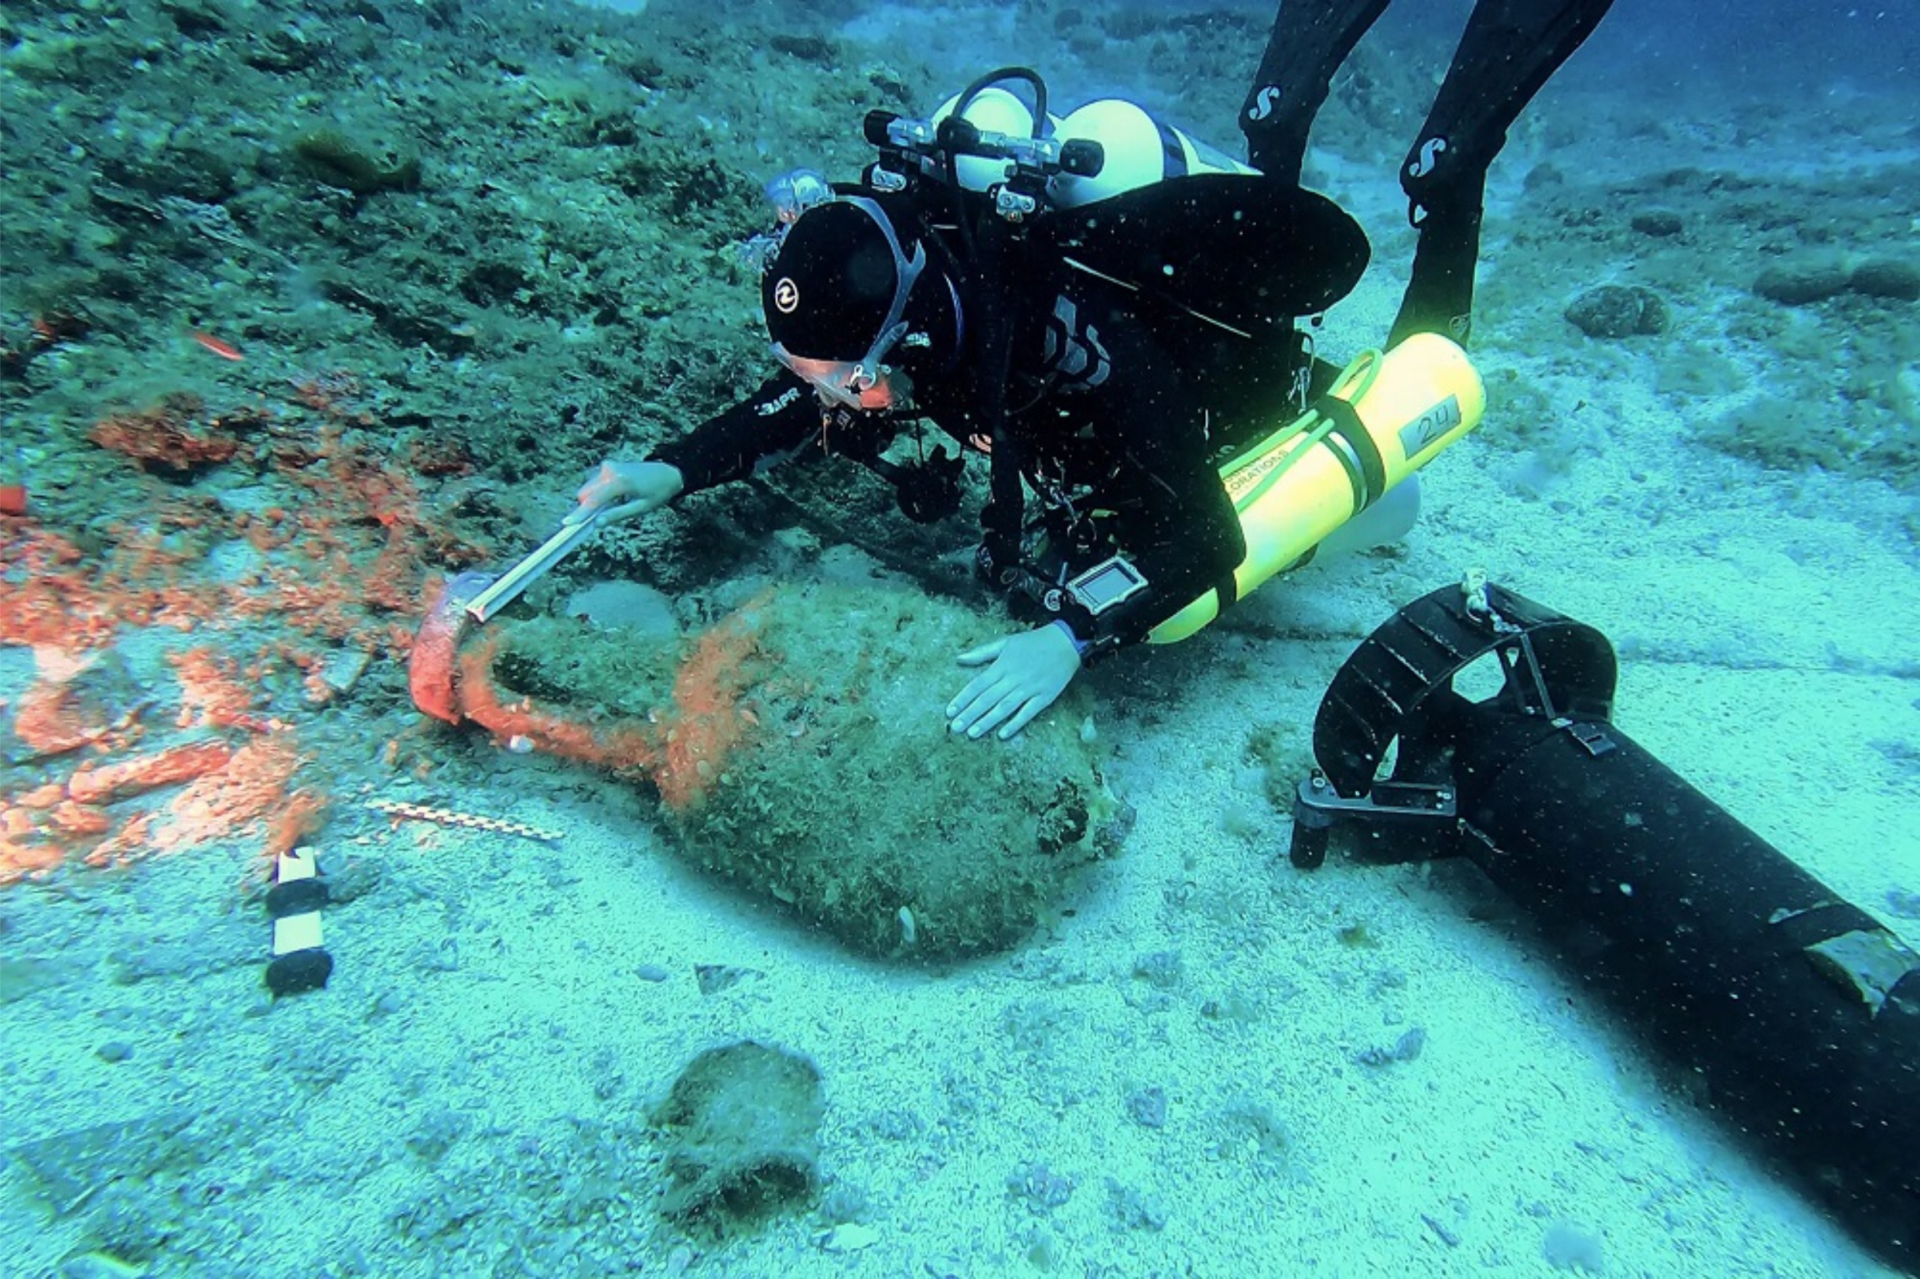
{"left": 652, "top": 246, "right": 1315, "bottom": 655}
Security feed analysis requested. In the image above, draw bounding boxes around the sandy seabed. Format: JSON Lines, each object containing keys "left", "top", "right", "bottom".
{"left": 3, "top": 22, "right": 1917, "bottom": 1279}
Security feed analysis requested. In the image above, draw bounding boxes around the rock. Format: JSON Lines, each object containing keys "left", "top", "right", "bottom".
{"left": 1753, "top": 261, "right": 1848, "bottom": 305}
{"left": 1127, "top": 1085, "right": 1169, "bottom": 1129}
{"left": 13, "top": 1112, "right": 194, "bottom": 1209}
{"left": 1848, "top": 258, "right": 1920, "bottom": 302}
{"left": 653, "top": 1040, "right": 824, "bottom": 1232}
{"left": 318, "top": 854, "right": 381, "bottom": 904}
{"left": 1564, "top": 285, "right": 1669, "bottom": 339}
{"left": 769, "top": 33, "right": 836, "bottom": 65}
{"left": 564, "top": 580, "right": 678, "bottom": 636}
{"left": 1522, "top": 162, "right": 1565, "bottom": 194}
{"left": 314, "top": 647, "right": 371, "bottom": 701}
{"left": 2, "top": 648, "right": 147, "bottom": 763}
{"left": 1356, "top": 1026, "right": 1429, "bottom": 1067}
{"left": 1630, "top": 209, "right": 1683, "bottom": 237}
{"left": 817, "top": 1222, "right": 879, "bottom": 1252}
{"left": 1131, "top": 950, "right": 1182, "bottom": 989}
{"left": 693, "top": 963, "right": 761, "bottom": 995}
{"left": 58, "top": 1252, "right": 149, "bottom": 1279}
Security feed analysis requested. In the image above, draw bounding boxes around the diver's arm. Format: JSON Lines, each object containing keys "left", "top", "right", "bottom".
{"left": 1055, "top": 452, "right": 1245, "bottom": 657}
{"left": 646, "top": 370, "right": 820, "bottom": 495}
{"left": 1054, "top": 370, "right": 1247, "bottom": 656}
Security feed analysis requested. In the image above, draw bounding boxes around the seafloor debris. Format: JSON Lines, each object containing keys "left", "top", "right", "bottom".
{"left": 652, "top": 1040, "right": 824, "bottom": 1235}
{"left": 1, "top": 378, "right": 483, "bottom": 886}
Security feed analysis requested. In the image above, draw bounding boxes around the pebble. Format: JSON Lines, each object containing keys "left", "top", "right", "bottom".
{"left": 694, "top": 963, "right": 761, "bottom": 995}
{"left": 1127, "top": 1085, "right": 1168, "bottom": 1129}
{"left": 1355, "top": 1025, "right": 1428, "bottom": 1067}
{"left": 317, "top": 647, "right": 371, "bottom": 699}
{"left": 817, "top": 1222, "right": 879, "bottom": 1252}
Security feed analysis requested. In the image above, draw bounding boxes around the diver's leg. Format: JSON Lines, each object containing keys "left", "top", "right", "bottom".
{"left": 1387, "top": 0, "right": 1616, "bottom": 347}
{"left": 1240, "top": 0, "right": 1393, "bottom": 184}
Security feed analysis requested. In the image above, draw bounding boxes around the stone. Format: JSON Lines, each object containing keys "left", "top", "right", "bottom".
{"left": 654, "top": 1040, "right": 824, "bottom": 1233}
{"left": 1564, "top": 284, "right": 1669, "bottom": 339}
{"left": 316, "top": 647, "right": 371, "bottom": 700}
{"left": 1629, "top": 209, "right": 1683, "bottom": 237}
{"left": 817, "top": 1222, "right": 879, "bottom": 1252}
{"left": 564, "top": 580, "right": 677, "bottom": 635}
{"left": 1753, "top": 261, "right": 1848, "bottom": 306}
{"left": 1127, "top": 1085, "right": 1169, "bottom": 1129}
{"left": 1848, "top": 258, "right": 1920, "bottom": 302}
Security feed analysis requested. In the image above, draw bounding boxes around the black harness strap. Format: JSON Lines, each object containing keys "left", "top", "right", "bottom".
{"left": 1309, "top": 393, "right": 1386, "bottom": 512}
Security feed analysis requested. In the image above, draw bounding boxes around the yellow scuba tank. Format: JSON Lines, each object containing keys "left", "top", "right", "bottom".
{"left": 1148, "top": 333, "right": 1486, "bottom": 644}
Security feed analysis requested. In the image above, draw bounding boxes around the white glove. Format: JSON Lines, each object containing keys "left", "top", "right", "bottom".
{"left": 568, "top": 459, "right": 685, "bottom": 526}
{"left": 946, "top": 622, "right": 1084, "bottom": 741}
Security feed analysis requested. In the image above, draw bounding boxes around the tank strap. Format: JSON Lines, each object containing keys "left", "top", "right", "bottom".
{"left": 1769, "top": 902, "right": 1890, "bottom": 958}
{"left": 1309, "top": 393, "right": 1387, "bottom": 512}
{"left": 1211, "top": 570, "right": 1239, "bottom": 613}
{"left": 1153, "top": 117, "right": 1190, "bottom": 179}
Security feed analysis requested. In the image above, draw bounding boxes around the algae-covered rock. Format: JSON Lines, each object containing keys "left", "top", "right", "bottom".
{"left": 1849, "top": 258, "right": 1920, "bottom": 302}
{"left": 289, "top": 129, "right": 421, "bottom": 196}
{"left": 653, "top": 1040, "right": 824, "bottom": 1234}
{"left": 1700, "top": 393, "right": 1919, "bottom": 484}
{"left": 1629, "top": 209, "right": 1683, "bottom": 237}
{"left": 486, "top": 579, "right": 1123, "bottom": 958}
{"left": 1564, "top": 284, "right": 1668, "bottom": 339}
{"left": 661, "top": 582, "right": 1121, "bottom": 958}
{"left": 1752, "top": 260, "right": 1848, "bottom": 306}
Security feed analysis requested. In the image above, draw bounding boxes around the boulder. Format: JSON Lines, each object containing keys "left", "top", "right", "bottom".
{"left": 1565, "top": 284, "right": 1669, "bottom": 339}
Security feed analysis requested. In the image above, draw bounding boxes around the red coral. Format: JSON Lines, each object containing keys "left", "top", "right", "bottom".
{"left": 451, "top": 637, "right": 660, "bottom": 778}
{"left": 655, "top": 600, "right": 767, "bottom": 812}
{"left": 413, "top": 595, "right": 773, "bottom": 816}
{"left": 89, "top": 394, "right": 239, "bottom": 473}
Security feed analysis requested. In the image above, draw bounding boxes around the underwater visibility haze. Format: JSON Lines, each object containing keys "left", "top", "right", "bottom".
{"left": 1, "top": 0, "right": 1916, "bottom": 1275}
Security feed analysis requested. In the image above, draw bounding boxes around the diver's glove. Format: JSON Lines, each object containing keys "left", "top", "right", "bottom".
{"left": 570, "top": 459, "right": 685, "bottom": 526}
{"left": 946, "top": 621, "right": 1085, "bottom": 741}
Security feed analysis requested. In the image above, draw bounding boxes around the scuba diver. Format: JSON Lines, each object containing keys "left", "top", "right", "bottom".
{"left": 572, "top": 0, "right": 1615, "bottom": 741}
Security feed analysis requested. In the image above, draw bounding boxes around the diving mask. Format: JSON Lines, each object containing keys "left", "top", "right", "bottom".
{"left": 763, "top": 194, "right": 927, "bottom": 412}
{"left": 773, "top": 349, "right": 898, "bottom": 411}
